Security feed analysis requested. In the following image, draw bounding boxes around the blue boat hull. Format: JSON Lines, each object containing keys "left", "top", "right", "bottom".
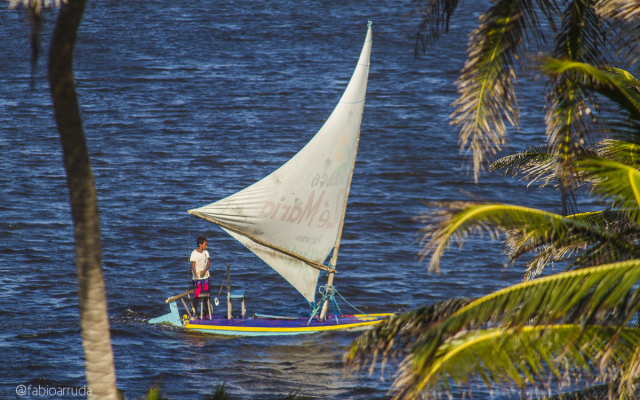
{"left": 149, "top": 301, "right": 392, "bottom": 336}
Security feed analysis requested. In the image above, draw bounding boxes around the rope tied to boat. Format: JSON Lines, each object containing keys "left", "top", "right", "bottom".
{"left": 333, "top": 288, "right": 372, "bottom": 319}
{"left": 306, "top": 285, "right": 372, "bottom": 326}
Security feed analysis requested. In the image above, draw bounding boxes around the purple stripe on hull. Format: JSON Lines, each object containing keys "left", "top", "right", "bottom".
{"left": 189, "top": 314, "right": 377, "bottom": 328}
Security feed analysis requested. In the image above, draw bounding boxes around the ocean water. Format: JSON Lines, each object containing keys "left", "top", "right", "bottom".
{"left": 1, "top": 1, "right": 566, "bottom": 399}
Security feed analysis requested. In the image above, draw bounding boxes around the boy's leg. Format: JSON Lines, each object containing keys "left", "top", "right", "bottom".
{"left": 203, "top": 279, "right": 210, "bottom": 318}
{"left": 192, "top": 280, "right": 201, "bottom": 316}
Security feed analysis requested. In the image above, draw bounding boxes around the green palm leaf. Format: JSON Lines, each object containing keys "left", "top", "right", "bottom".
{"left": 562, "top": 210, "right": 631, "bottom": 229}
{"left": 343, "top": 298, "right": 474, "bottom": 377}
{"left": 541, "top": 59, "right": 640, "bottom": 122}
{"left": 596, "top": 0, "right": 640, "bottom": 65}
{"left": 543, "top": 382, "right": 625, "bottom": 400}
{"left": 575, "top": 157, "right": 640, "bottom": 223}
{"left": 346, "top": 261, "right": 640, "bottom": 399}
{"left": 398, "top": 325, "right": 640, "bottom": 399}
{"left": 598, "top": 140, "right": 640, "bottom": 168}
{"left": 417, "top": 202, "right": 608, "bottom": 272}
{"left": 489, "top": 145, "right": 557, "bottom": 186}
{"left": 489, "top": 145, "right": 598, "bottom": 188}
{"left": 553, "top": 0, "right": 607, "bottom": 65}
{"left": 506, "top": 210, "right": 638, "bottom": 278}
{"left": 451, "top": 0, "right": 554, "bottom": 181}
{"left": 542, "top": 1, "right": 605, "bottom": 213}
{"left": 413, "top": 0, "right": 460, "bottom": 56}
{"left": 543, "top": 72, "right": 592, "bottom": 207}
{"left": 438, "top": 260, "right": 640, "bottom": 335}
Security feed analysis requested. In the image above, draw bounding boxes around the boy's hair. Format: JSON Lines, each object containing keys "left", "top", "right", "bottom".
{"left": 196, "top": 235, "right": 208, "bottom": 246}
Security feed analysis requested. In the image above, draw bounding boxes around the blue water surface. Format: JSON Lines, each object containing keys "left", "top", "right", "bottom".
{"left": 1, "top": 1, "right": 567, "bottom": 398}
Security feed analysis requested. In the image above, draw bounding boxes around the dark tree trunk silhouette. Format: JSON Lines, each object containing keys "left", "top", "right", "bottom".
{"left": 48, "top": 0, "right": 117, "bottom": 398}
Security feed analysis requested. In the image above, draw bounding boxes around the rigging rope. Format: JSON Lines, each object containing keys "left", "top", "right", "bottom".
{"left": 334, "top": 288, "right": 371, "bottom": 318}
{"left": 306, "top": 285, "right": 371, "bottom": 325}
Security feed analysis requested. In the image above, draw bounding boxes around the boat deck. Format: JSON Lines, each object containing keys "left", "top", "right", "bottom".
{"left": 184, "top": 313, "right": 393, "bottom": 336}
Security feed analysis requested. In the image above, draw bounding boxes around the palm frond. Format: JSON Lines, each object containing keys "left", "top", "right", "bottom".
{"left": 543, "top": 67, "right": 593, "bottom": 169}
{"left": 575, "top": 157, "right": 640, "bottom": 223}
{"left": 512, "top": 230, "right": 635, "bottom": 275}
{"left": 416, "top": 202, "right": 610, "bottom": 272}
{"left": 451, "top": 0, "right": 553, "bottom": 182}
{"left": 489, "top": 145, "right": 598, "bottom": 187}
{"left": 596, "top": 0, "right": 640, "bottom": 23}
{"left": 543, "top": 381, "right": 628, "bottom": 400}
{"left": 506, "top": 210, "right": 638, "bottom": 279}
{"left": 438, "top": 260, "right": 640, "bottom": 335}
{"left": 413, "top": 0, "right": 460, "bottom": 56}
{"left": 346, "top": 261, "right": 640, "bottom": 399}
{"left": 346, "top": 261, "right": 640, "bottom": 374}
{"left": 542, "top": 59, "right": 640, "bottom": 122}
{"left": 544, "top": 82, "right": 592, "bottom": 214}
{"left": 598, "top": 139, "right": 640, "bottom": 167}
{"left": 565, "top": 209, "right": 630, "bottom": 228}
{"left": 541, "top": 59, "right": 640, "bottom": 211}
{"left": 397, "top": 325, "right": 640, "bottom": 399}
{"left": 343, "top": 298, "right": 473, "bottom": 377}
{"left": 553, "top": 0, "right": 608, "bottom": 65}
{"left": 542, "top": 1, "right": 605, "bottom": 214}
{"left": 489, "top": 145, "right": 558, "bottom": 186}
{"left": 520, "top": 243, "right": 584, "bottom": 281}
{"left": 596, "top": 0, "right": 640, "bottom": 65}
{"left": 505, "top": 227, "right": 591, "bottom": 280}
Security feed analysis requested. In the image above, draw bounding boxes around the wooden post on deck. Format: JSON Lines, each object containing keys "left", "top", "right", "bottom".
{"left": 226, "top": 263, "right": 232, "bottom": 319}
{"left": 180, "top": 298, "right": 193, "bottom": 319}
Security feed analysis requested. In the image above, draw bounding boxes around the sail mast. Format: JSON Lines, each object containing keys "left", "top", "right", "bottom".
{"left": 318, "top": 130, "right": 361, "bottom": 321}
{"left": 319, "top": 22, "right": 372, "bottom": 321}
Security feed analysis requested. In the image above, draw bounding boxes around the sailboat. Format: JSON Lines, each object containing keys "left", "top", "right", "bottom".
{"left": 150, "top": 22, "right": 392, "bottom": 336}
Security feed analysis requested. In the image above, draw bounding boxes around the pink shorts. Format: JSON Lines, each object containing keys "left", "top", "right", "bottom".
{"left": 193, "top": 279, "right": 209, "bottom": 299}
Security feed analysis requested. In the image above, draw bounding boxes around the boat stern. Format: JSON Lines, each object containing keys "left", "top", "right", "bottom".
{"left": 149, "top": 301, "right": 183, "bottom": 328}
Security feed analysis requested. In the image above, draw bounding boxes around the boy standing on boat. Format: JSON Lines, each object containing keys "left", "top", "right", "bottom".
{"left": 190, "top": 235, "right": 210, "bottom": 315}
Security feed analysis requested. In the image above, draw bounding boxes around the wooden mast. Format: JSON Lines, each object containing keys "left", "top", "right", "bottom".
{"left": 319, "top": 128, "right": 361, "bottom": 321}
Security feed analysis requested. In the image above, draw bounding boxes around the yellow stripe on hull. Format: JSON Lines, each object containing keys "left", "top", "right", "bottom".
{"left": 184, "top": 313, "right": 393, "bottom": 336}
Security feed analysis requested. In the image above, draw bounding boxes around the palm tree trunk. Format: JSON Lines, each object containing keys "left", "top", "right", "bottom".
{"left": 48, "top": 1, "right": 117, "bottom": 398}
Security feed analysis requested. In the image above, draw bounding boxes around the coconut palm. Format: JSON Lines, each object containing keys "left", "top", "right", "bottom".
{"left": 343, "top": 65, "right": 640, "bottom": 398}
{"left": 345, "top": 263, "right": 640, "bottom": 398}
{"left": 9, "top": 0, "right": 118, "bottom": 398}
{"left": 344, "top": 1, "right": 640, "bottom": 398}
{"left": 345, "top": 166, "right": 640, "bottom": 398}
{"left": 415, "top": 0, "right": 639, "bottom": 189}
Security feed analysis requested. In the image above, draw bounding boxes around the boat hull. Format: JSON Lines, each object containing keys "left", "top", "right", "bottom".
{"left": 149, "top": 301, "right": 391, "bottom": 336}
{"left": 186, "top": 314, "right": 391, "bottom": 336}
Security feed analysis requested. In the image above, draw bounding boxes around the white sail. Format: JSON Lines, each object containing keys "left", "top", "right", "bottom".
{"left": 189, "top": 23, "right": 372, "bottom": 302}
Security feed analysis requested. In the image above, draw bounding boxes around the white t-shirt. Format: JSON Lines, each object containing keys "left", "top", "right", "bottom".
{"left": 190, "top": 249, "right": 210, "bottom": 280}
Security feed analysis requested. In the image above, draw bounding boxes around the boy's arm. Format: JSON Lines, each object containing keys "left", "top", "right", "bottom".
{"left": 191, "top": 261, "right": 198, "bottom": 278}
{"left": 203, "top": 256, "right": 210, "bottom": 275}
